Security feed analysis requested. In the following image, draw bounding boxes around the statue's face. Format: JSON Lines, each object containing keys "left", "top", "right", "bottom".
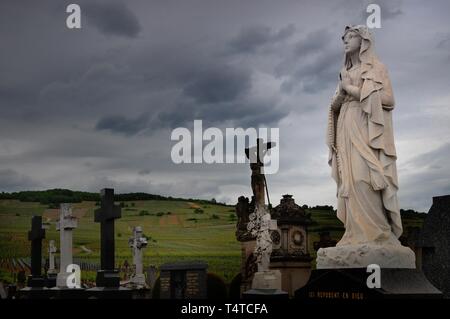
{"left": 343, "top": 31, "right": 362, "bottom": 54}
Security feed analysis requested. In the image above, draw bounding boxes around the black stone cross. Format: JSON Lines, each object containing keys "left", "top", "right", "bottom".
{"left": 27, "top": 216, "right": 46, "bottom": 287}
{"left": 94, "top": 188, "right": 121, "bottom": 287}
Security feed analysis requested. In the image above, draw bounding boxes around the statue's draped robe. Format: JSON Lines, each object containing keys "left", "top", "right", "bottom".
{"left": 327, "top": 30, "right": 402, "bottom": 246}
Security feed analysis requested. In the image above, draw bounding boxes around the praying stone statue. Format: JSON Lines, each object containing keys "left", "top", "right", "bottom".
{"left": 318, "top": 25, "right": 415, "bottom": 268}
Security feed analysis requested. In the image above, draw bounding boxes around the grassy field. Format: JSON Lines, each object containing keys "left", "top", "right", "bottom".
{"left": 0, "top": 199, "right": 425, "bottom": 284}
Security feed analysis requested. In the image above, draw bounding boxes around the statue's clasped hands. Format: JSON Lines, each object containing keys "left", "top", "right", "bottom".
{"left": 340, "top": 70, "right": 351, "bottom": 93}
{"left": 340, "top": 69, "right": 360, "bottom": 100}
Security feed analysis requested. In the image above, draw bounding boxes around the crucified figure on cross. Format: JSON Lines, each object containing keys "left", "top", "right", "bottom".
{"left": 245, "top": 138, "right": 276, "bottom": 209}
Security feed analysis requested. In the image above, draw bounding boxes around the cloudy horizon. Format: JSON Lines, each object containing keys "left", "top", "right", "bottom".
{"left": 1, "top": 0, "right": 449, "bottom": 212}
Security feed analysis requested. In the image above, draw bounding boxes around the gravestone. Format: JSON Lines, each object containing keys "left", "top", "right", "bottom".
{"left": 46, "top": 240, "right": 57, "bottom": 288}
{"left": 56, "top": 204, "right": 78, "bottom": 288}
{"left": 0, "top": 282, "right": 7, "bottom": 299}
{"left": 20, "top": 216, "right": 51, "bottom": 298}
{"left": 417, "top": 195, "right": 450, "bottom": 298}
{"left": 27, "top": 216, "right": 46, "bottom": 288}
{"left": 128, "top": 226, "right": 148, "bottom": 288}
{"left": 269, "top": 194, "right": 313, "bottom": 296}
{"left": 88, "top": 188, "right": 131, "bottom": 298}
{"left": 159, "top": 262, "right": 207, "bottom": 299}
{"left": 95, "top": 189, "right": 121, "bottom": 288}
{"left": 146, "top": 265, "right": 157, "bottom": 291}
{"left": 52, "top": 204, "right": 85, "bottom": 298}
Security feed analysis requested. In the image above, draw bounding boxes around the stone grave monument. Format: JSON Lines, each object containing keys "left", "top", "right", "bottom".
{"left": 242, "top": 138, "right": 288, "bottom": 298}
{"left": 269, "top": 194, "right": 313, "bottom": 296}
{"left": 159, "top": 261, "right": 207, "bottom": 299}
{"left": 416, "top": 195, "right": 450, "bottom": 298}
{"left": 146, "top": 265, "right": 157, "bottom": 292}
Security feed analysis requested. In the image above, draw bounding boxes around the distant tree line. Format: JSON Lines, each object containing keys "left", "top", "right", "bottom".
{"left": 400, "top": 208, "right": 426, "bottom": 217}
{"left": 0, "top": 189, "right": 227, "bottom": 206}
{"left": 309, "top": 205, "right": 335, "bottom": 211}
{"left": 304, "top": 205, "right": 424, "bottom": 216}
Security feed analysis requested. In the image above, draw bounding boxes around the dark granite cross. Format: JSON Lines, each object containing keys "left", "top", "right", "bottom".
{"left": 94, "top": 188, "right": 121, "bottom": 287}
{"left": 27, "top": 216, "right": 46, "bottom": 287}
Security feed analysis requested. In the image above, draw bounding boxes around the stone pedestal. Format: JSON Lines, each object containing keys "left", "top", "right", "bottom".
{"left": 295, "top": 268, "right": 442, "bottom": 300}
{"left": 18, "top": 287, "right": 53, "bottom": 299}
{"left": 243, "top": 270, "right": 288, "bottom": 299}
{"left": 252, "top": 270, "right": 282, "bottom": 290}
{"left": 239, "top": 240, "right": 256, "bottom": 296}
{"left": 86, "top": 287, "right": 132, "bottom": 299}
{"left": 46, "top": 273, "right": 57, "bottom": 288}
{"left": 270, "top": 260, "right": 311, "bottom": 296}
{"left": 96, "top": 269, "right": 121, "bottom": 287}
{"left": 316, "top": 244, "right": 416, "bottom": 269}
{"left": 51, "top": 287, "right": 86, "bottom": 299}
{"left": 130, "top": 274, "right": 146, "bottom": 287}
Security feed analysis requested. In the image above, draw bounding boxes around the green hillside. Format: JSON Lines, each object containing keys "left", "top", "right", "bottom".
{"left": 0, "top": 194, "right": 426, "bottom": 285}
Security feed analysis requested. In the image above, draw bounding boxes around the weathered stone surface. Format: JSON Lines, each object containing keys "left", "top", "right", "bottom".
{"left": 317, "top": 243, "right": 416, "bottom": 269}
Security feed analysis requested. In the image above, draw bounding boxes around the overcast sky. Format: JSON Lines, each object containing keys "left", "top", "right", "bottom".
{"left": 1, "top": 0, "right": 449, "bottom": 212}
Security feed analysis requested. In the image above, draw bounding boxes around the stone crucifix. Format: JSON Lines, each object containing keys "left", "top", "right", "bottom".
{"left": 27, "top": 216, "right": 46, "bottom": 287}
{"left": 47, "top": 240, "right": 57, "bottom": 275}
{"left": 128, "top": 226, "right": 148, "bottom": 287}
{"left": 94, "top": 188, "right": 121, "bottom": 287}
{"left": 245, "top": 138, "right": 278, "bottom": 273}
{"left": 245, "top": 138, "right": 276, "bottom": 209}
{"left": 56, "top": 203, "right": 78, "bottom": 288}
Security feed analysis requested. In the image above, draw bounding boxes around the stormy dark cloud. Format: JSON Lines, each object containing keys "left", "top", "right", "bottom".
{"left": 183, "top": 65, "right": 251, "bottom": 104}
{"left": 0, "top": 0, "right": 449, "bottom": 212}
{"left": 84, "top": 1, "right": 141, "bottom": 38}
{"left": 96, "top": 113, "right": 150, "bottom": 136}
{"left": 229, "top": 24, "right": 296, "bottom": 54}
